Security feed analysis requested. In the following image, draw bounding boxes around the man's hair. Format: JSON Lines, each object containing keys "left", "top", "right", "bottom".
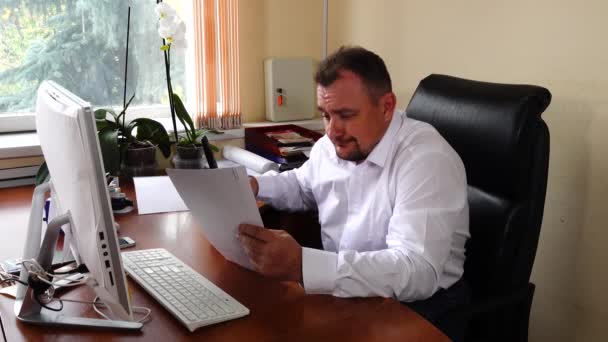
{"left": 315, "top": 46, "right": 392, "bottom": 103}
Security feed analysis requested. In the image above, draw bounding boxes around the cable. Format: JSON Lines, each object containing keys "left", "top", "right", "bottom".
{"left": 1, "top": 310, "right": 7, "bottom": 342}
{"left": 61, "top": 297, "right": 152, "bottom": 323}
{"left": 17, "top": 259, "right": 152, "bottom": 324}
{"left": 21, "top": 259, "right": 88, "bottom": 288}
{"left": 93, "top": 297, "right": 152, "bottom": 324}
{"left": 34, "top": 293, "right": 63, "bottom": 312}
{"left": 28, "top": 291, "right": 152, "bottom": 324}
{"left": 33, "top": 275, "right": 89, "bottom": 288}
{"left": 0, "top": 269, "right": 12, "bottom": 280}
{"left": 93, "top": 298, "right": 114, "bottom": 321}
{"left": 51, "top": 263, "right": 88, "bottom": 275}
{"left": 0, "top": 277, "right": 28, "bottom": 287}
{"left": 22, "top": 260, "right": 82, "bottom": 282}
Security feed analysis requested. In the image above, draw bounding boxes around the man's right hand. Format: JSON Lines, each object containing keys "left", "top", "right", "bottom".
{"left": 249, "top": 176, "right": 259, "bottom": 197}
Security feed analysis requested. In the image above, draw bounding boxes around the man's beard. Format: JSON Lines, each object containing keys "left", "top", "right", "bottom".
{"left": 333, "top": 138, "right": 367, "bottom": 162}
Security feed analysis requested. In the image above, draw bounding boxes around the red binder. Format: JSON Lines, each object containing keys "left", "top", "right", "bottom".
{"left": 244, "top": 125, "right": 323, "bottom": 169}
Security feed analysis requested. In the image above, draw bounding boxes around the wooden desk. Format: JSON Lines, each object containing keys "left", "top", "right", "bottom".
{"left": 0, "top": 182, "right": 449, "bottom": 342}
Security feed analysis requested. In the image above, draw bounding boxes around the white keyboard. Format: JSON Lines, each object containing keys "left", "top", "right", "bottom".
{"left": 121, "top": 248, "right": 249, "bottom": 332}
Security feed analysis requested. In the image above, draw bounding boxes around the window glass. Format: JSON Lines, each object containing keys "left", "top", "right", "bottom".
{"left": 0, "top": 0, "right": 186, "bottom": 115}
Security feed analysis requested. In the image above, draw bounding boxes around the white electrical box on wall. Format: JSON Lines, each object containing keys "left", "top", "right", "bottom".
{"left": 264, "top": 58, "right": 316, "bottom": 122}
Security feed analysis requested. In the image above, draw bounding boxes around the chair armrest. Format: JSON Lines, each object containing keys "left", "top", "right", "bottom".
{"left": 444, "top": 283, "right": 534, "bottom": 320}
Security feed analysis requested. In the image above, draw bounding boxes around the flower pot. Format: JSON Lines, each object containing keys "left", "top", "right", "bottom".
{"left": 172, "top": 145, "right": 209, "bottom": 169}
{"left": 122, "top": 145, "right": 158, "bottom": 177}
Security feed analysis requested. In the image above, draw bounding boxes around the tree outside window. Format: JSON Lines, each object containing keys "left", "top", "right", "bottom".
{"left": 0, "top": 0, "right": 186, "bottom": 121}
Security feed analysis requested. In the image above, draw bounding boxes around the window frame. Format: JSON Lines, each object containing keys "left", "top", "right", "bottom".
{"left": 0, "top": 103, "right": 181, "bottom": 134}
{"left": 0, "top": 113, "right": 37, "bottom": 133}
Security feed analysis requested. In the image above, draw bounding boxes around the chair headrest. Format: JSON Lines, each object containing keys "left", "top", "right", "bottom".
{"left": 406, "top": 74, "right": 551, "bottom": 198}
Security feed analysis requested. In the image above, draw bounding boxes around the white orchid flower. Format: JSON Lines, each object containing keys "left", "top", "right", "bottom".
{"left": 158, "top": 17, "right": 179, "bottom": 39}
{"left": 171, "top": 36, "right": 188, "bottom": 52}
{"left": 169, "top": 20, "right": 188, "bottom": 52}
{"left": 155, "top": 2, "right": 176, "bottom": 20}
{"left": 173, "top": 20, "right": 186, "bottom": 41}
{"left": 156, "top": 4, "right": 187, "bottom": 53}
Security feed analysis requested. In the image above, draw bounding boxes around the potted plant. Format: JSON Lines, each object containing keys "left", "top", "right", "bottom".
{"left": 94, "top": 5, "right": 171, "bottom": 177}
{"left": 34, "top": 96, "right": 171, "bottom": 183}
{"left": 155, "top": 2, "right": 220, "bottom": 169}
{"left": 95, "top": 95, "right": 171, "bottom": 176}
{"left": 170, "top": 93, "right": 219, "bottom": 168}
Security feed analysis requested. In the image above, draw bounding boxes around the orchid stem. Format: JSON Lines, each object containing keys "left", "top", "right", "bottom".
{"left": 163, "top": 44, "right": 178, "bottom": 143}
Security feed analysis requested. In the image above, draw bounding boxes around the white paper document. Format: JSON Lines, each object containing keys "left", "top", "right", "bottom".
{"left": 166, "top": 167, "right": 262, "bottom": 270}
{"left": 133, "top": 176, "right": 188, "bottom": 215}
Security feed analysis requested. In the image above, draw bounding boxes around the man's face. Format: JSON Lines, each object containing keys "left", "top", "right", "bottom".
{"left": 317, "top": 70, "right": 396, "bottom": 162}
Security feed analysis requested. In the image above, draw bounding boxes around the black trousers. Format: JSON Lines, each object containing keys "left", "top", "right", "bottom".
{"left": 404, "top": 278, "right": 470, "bottom": 342}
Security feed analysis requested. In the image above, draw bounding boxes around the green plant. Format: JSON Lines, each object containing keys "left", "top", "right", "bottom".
{"left": 171, "top": 93, "right": 220, "bottom": 150}
{"left": 35, "top": 163, "right": 49, "bottom": 186}
{"left": 34, "top": 99, "right": 170, "bottom": 184}
{"left": 35, "top": 97, "right": 171, "bottom": 185}
{"left": 95, "top": 94, "right": 171, "bottom": 174}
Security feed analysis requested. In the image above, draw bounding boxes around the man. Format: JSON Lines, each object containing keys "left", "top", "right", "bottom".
{"left": 238, "top": 46, "right": 470, "bottom": 339}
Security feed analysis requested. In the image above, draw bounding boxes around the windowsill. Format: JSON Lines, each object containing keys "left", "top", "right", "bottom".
{"left": 0, "top": 118, "right": 324, "bottom": 159}
{"left": 0, "top": 132, "right": 42, "bottom": 159}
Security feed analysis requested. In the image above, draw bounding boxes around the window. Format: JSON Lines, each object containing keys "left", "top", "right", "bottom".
{"left": 0, "top": 0, "right": 189, "bottom": 133}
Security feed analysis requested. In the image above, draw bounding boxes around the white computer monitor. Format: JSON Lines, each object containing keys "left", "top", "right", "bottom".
{"left": 14, "top": 81, "right": 139, "bottom": 330}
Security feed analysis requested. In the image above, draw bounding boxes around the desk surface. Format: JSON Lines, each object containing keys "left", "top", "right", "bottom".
{"left": 0, "top": 181, "right": 449, "bottom": 342}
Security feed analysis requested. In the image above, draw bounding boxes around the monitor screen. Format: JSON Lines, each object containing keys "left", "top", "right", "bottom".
{"left": 35, "top": 81, "right": 133, "bottom": 321}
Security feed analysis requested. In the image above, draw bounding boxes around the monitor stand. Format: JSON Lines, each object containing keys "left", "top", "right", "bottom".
{"left": 13, "top": 182, "right": 142, "bottom": 331}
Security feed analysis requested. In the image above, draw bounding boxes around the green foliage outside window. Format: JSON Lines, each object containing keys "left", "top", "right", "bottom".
{"left": 0, "top": 0, "right": 186, "bottom": 114}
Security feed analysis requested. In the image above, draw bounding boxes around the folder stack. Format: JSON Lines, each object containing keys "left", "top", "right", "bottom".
{"left": 244, "top": 125, "right": 323, "bottom": 171}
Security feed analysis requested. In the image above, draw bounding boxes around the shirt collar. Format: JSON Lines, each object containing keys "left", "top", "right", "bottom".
{"left": 365, "top": 109, "right": 403, "bottom": 168}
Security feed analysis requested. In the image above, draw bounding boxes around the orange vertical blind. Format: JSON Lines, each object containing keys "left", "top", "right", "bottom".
{"left": 193, "top": 0, "right": 241, "bottom": 129}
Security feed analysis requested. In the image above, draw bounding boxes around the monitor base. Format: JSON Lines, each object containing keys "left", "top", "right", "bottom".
{"left": 14, "top": 303, "right": 143, "bottom": 331}
{"left": 13, "top": 182, "right": 142, "bottom": 332}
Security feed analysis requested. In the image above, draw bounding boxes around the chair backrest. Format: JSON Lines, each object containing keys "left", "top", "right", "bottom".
{"left": 405, "top": 74, "right": 551, "bottom": 297}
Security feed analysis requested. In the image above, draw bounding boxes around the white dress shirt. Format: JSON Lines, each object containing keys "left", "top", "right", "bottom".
{"left": 256, "top": 109, "right": 469, "bottom": 302}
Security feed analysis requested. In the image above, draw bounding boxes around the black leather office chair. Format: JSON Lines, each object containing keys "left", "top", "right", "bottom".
{"left": 405, "top": 74, "right": 551, "bottom": 342}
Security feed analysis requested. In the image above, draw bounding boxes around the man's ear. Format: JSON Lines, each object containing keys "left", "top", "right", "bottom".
{"left": 381, "top": 92, "right": 397, "bottom": 122}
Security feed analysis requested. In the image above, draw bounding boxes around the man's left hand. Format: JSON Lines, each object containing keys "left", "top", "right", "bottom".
{"left": 237, "top": 224, "right": 302, "bottom": 283}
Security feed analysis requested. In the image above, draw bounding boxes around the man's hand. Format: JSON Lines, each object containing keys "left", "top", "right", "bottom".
{"left": 237, "top": 224, "right": 302, "bottom": 282}
{"left": 249, "top": 176, "right": 259, "bottom": 197}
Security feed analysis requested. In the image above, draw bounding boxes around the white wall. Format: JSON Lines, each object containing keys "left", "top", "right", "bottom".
{"left": 239, "top": 0, "right": 323, "bottom": 122}
{"left": 238, "top": 1, "right": 608, "bottom": 340}
{"left": 327, "top": 1, "right": 608, "bottom": 341}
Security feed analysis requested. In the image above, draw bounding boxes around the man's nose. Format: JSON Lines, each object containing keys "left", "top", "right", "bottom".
{"left": 326, "top": 118, "right": 344, "bottom": 140}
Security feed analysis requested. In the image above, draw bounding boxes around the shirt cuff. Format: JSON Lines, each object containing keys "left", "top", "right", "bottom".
{"left": 302, "top": 247, "right": 338, "bottom": 294}
{"left": 255, "top": 175, "right": 275, "bottom": 202}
